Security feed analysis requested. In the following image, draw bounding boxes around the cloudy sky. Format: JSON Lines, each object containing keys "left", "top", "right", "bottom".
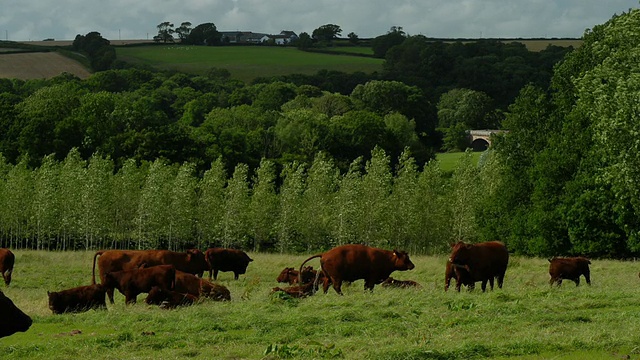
{"left": 2, "top": 0, "right": 638, "bottom": 41}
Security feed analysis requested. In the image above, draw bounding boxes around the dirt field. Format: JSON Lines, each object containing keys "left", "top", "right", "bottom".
{"left": 0, "top": 52, "right": 91, "bottom": 80}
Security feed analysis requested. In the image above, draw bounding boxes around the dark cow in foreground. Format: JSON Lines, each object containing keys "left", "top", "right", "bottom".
{"left": 381, "top": 277, "right": 421, "bottom": 288}
{"left": 0, "top": 248, "right": 15, "bottom": 286}
{"left": 103, "top": 264, "right": 176, "bottom": 304}
{"left": 47, "top": 284, "right": 107, "bottom": 314}
{"left": 548, "top": 257, "right": 591, "bottom": 286}
{"left": 0, "top": 290, "right": 32, "bottom": 338}
{"left": 271, "top": 281, "right": 317, "bottom": 298}
{"left": 299, "top": 244, "right": 415, "bottom": 294}
{"left": 92, "top": 249, "right": 207, "bottom": 303}
{"left": 174, "top": 270, "right": 231, "bottom": 301}
{"left": 205, "top": 248, "right": 253, "bottom": 280}
{"left": 448, "top": 241, "right": 509, "bottom": 292}
{"left": 444, "top": 259, "right": 475, "bottom": 292}
{"left": 145, "top": 286, "right": 198, "bottom": 308}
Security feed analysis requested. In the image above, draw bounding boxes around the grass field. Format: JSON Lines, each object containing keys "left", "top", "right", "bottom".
{"left": 2, "top": 250, "right": 640, "bottom": 359}
{"left": 115, "top": 45, "right": 384, "bottom": 82}
{"left": 436, "top": 151, "right": 485, "bottom": 172}
{"left": 0, "top": 52, "right": 91, "bottom": 80}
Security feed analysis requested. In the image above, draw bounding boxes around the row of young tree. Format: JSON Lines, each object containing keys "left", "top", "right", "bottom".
{"left": 0, "top": 148, "right": 496, "bottom": 254}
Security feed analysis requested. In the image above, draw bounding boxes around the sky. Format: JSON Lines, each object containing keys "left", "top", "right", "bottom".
{"left": 2, "top": 0, "right": 639, "bottom": 42}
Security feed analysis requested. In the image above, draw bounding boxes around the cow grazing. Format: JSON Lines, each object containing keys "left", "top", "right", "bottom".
{"left": 48, "top": 284, "right": 107, "bottom": 314}
{"left": 548, "top": 257, "right": 591, "bottom": 286}
{"left": 448, "top": 241, "right": 509, "bottom": 292}
{"left": 205, "top": 248, "right": 253, "bottom": 280}
{"left": 381, "top": 277, "right": 421, "bottom": 288}
{"left": 145, "top": 286, "right": 197, "bottom": 308}
{"left": 0, "top": 248, "right": 15, "bottom": 286}
{"left": 174, "top": 270, "right": 231, "bottom": 301}
{"left": 0, "top": 290, "right": 32, "bottom": 338}
{"left": 103, "top": 264, "right": 176, "bottom": 304}
{"left": 298, "top": 244, "right": 415, "bottom": 295}
{"left": 271, "top": 281, "right": 317, "bottom": 298}
{"left": 92, "top": 249, "right": 207, "bottom": 303}
{"left": 444, "top": 259, "right": 475, "bottom": 292}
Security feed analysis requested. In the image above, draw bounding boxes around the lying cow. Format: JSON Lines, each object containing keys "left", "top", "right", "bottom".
{"left": 174, "top": 270, "right": 231, "bottom": 301}
{"left": 92, "top": 249, "right": 207, "bottom": 303}
{"left": 276, "top": 267, "right": 299, "bottom": 284}
{"left": 271, "top": 281, "right": 317, "bottom": 298}
{"left": 103, "top": 264, "right": 176, "bottom": 304}
{"left": 145, "top": 286, "right": 198, "bottom": 308}
{"left": 548, "top": 257, "right": 591, "bottom": 286}
{"left": 444, "top": 259, "right": 475, "bottom": 292}
{"left": 48, "top": 284, "right": 107, "bottom": 314}
{"left": 299, "top": 244, "right": 415, "bottom": 294}
{"left": 448, "top": 241, "right": 509, "bottom": 292}
{"left": 0, "top": 248, "right": 15, "bottom": 286}
{"left": 0, "top": 290, "right": 32, "bottom": 338}
{"left": 381, "top": 277, "right": 421, "bottom": 288}
{"left": 205, "top": 248, "right": 253, "bottom": 280}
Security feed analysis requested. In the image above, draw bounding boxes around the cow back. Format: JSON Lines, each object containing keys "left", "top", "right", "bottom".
{"left": 449, "top": 241, "right": 509, "bottom": 281}
{"left": 321, "top": 244, "right": 414, "bottom": 283}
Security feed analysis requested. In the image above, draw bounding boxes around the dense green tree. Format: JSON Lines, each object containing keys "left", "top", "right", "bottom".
{"left": 301, "top": 153, "right": 339, "bottom": 251}
{"left": 248, "top": 158, "right": 278, "bottom": 251}
{"left": 223, "top": 163, "right": 250, "bottom": 248}
{"left": 80, "top": 153, "right": 114, "bottom": 250}
{"left": 371, "top": 26, "right": 406, "bottom": 58}
{"left": 170, "top": 162, "right": 198, "bottom": 249}
{"left": 154, "top": 22, "right": 175, "bottom": 43}
{"left": 276, "top": 162, "right": 306, "bottom": 252}
{"left": 311, "top": 24, "right": 342, "bottom": 44}
{"left": 175, "top": 22, "right": 192, "bottom": 43}
{"left": 197, "top": 158, "right": 226, "bottom": 247}
{"left": 358, "top": 147, "right": 392, "bottom": 247}
{"left": 186, "top": 23, "right": 221, "bottom": 45}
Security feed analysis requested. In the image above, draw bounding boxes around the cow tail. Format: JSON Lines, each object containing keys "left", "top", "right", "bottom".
{"left": 298, "top": 254, "right": 322, "bottom": 284}
{"left": 92, "top": 250, "right": 105, "bottom": 285}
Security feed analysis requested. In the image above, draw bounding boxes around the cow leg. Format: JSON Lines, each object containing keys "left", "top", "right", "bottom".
{"left": 481, "top": 280, "right": 488, "bottom": 292}
{"left": 208, "top": 269, "right": 213, "bottom": 280}
{"left": 213, "top": 269, "right": 219, "bottom": 280}
{"left": 234, "top": 272, "right": 239, "bottom": 280}
{"left": 488, "top": 277, "right": 495, "bottom": 291}
{"left": 497, "top": 273, "right": 505, "bottom": 289}
{"left": 455, "top": 281, "right": 461, "bottom": 292}
{"left": 364, "top": 280, "right": 375, "bottom": 292}
{"left": 332, "top": 279, "right": 343, "bottom": 295}
{"left": 125, "top": 292, "right": 137, "bottom": 305}
{"left": 573, "top": 277, "right": 580, "bottom": 286}
{"left": 107, "top": 288, "right": 115, "bottom": 304}
{"left": 584, "top": 273, "right": 591, "bottom": 285}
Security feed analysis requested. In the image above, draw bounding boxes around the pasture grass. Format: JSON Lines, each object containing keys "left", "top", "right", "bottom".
{"left": 2, "top": 251, "right": 640, "bottom": 359}
{"left": 115, "top": 45, "right": 383, "bottom": 83}
{"left": 435, "top": 151, "right": 484, "bottom": 172}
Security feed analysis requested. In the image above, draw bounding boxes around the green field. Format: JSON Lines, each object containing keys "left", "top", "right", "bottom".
{"left": 436, "top": 151, "right": 485, "bottom": 172}
{"left": 2, "top": 250, "right": 640, "bottom": 359}
{"left": 116, "top": 45, "right": 383, "bottom": 82}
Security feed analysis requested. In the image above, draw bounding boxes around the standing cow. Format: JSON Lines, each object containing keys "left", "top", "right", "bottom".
{"left": 298, "top": 244, "right": 415, "bottom": 295}
{"left": 0, "top": 290, "right": 32, "bottom": 338}
{"left": 0, "top": 248, "right": 15, "bottom": 286}
{"left": 448, "top": 241, "right": 509, "bottom": 292}
{"left": 92, "top": 249, "right": 207, "bottom": 303}
{"left": 548, "top": 257, "right": 591, "bottom": 286}
{"left": 205, "top": 248, "right": 253, "bottom": 280}
{"left": 102, "top": 264, "right": 176, "bottom": 304}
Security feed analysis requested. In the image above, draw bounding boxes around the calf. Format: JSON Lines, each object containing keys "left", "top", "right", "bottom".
{"left": 271, "top": 281, "right": 316, "bottom": 298}
{"left": 48, "top": 284, "right": 107, "bottom": 314}
{"left": 103, "top": 264, "right": 176, "bottom": 304}
{"left": 145, "top": 286, "right": 197, "bottom": 308}
{"left": 548, "top": 257, "right": 591, "bottom": 286}
{"left": 0, "top": 248, "right": 15, "bottom": 286}
{"left": 448, "top": 241, "right": 509, "bottom": 292}
{"left": 276, "top": 267, "right": 299, "bottom": 284}
{"left": 444, "top": 259, "right": 475, "bottom": 292}
{"left": 205, "top": 248, "right": 253, "bottom": 280}
{"left": 174, "top": 270, "right": 231, "bottom": 301}
{"left": 0, "top": 290, "right": 32, "bottom": 338}
{"left": 381, "top": 277, "right": 421, "bottom": 288}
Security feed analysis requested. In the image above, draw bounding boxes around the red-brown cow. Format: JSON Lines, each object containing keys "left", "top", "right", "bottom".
{"left": 276, "top": 267, "right": 299, "bottom": 284}
{"left": 271, "top": 281, "right": 316, "bottom": 298}
{"left": 0, "top": 290, "right": 32, "bottom": 338}
{"left": 145, "top": 286, "right": 198, "bottom": 308}
{"left": 205, "top": 248, "right": 253, "bottom": 280}
{"left": 47, "top": 284, "right": 107, "bottom": 314}
{"left": 381, "top": 277, "right": 421, "bottom": 288}
{"left": 444, "top": 259, "right": 475, "bottom": 292}
{"left": 92, "top": 249, "right": 207, "bottom": 303}
{"left": 0, "top": 248, "right": 15, "bottom": 286}
{"left": 548, "top": 257, "right": 591, "bottom": 286}
{"left": 299, "top": 244, "right": 415, "bottom": 294}
{"left": 174, "top": 270, "right": 231, "bottom": 301}
{"left": 448, "top": 241, "right": 509, "bottom": 292}
{"left": 103, "top": 264, "right": 176, "bottom": 304}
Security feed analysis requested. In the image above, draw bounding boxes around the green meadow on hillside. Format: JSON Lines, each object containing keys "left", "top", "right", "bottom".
{"left": 2, "top": 250, "right": 640, "bottom": 359}
{"left": 436, "top": 151, "right": 485, "bottom": 172}
{"left": 116, "top": 45, "right": 383, "bottom": 82}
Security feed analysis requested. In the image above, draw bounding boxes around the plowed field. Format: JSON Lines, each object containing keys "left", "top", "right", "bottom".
{"left": 0, "top": 52, "right": 91, "bottom": 80}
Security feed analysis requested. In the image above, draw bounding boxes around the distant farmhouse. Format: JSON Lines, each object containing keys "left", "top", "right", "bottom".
{"left": 219, "top": 30, "right": 298, "bottom": 45}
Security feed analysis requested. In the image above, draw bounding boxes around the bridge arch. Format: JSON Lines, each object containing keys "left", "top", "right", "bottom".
{"left": 467, "top": 130, "right": 505, "bottom": 151}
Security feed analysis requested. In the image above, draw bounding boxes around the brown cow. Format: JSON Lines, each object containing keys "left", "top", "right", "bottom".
{"left": 298, "top": 244, "right": 415, "bottom": 294}
{"left": 145, "top": 286, "right": 198, "bottom": 308}
{"left": 271, "top": 281, "right": 316, "bottom": 298}
{"left": 277, "top": 266, "right": 320, "bottom": 285}
{"left": 92, "top": 249, "right": 207, "bottom": 303}
{"left": 0, "top": 248, "right": 15, "bottom": 286}
{"left": 48, "top": 284, "right": 107, "bottom": 314}
{"left": 102, "top": 264, "right": 176, "bottom": 304}
{"left": 548, "top": 257, "right": 591, "bottom": 286}
{"left": 381, "top": 277, "right": 421, "bottom": 288}
{"left": 205, "top": 248, "right": 253, "bottom": 280}
{"left": 444, "top": 259, "right": 475, "bottom": 292}
{"left": 448, "top": 241, "right": 509, "bottom": 292}
{"left": 174, "top": 270, "right": 231, "bottom": 301}
{"left": 0, "top": 290, "right": 32, "bottom": 338}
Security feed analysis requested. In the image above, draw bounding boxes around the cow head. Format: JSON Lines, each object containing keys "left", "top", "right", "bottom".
{"left": 448, "top": 241, "right": 473, "bottom": 267}
{"left": 392, "top": 250, "right": 415, "bottom": 270}
{"left": 3, "top": 269, "right": 12, "bottom": 286}
{"left": 47, "top": 291, "right": 61, "bottom": 314}
{"left": 0, "top": 290, "right": 32, "bottom": 337}
{"left": 277, "top": 267, "right": 297, "bottom": 283}
{"left": 186, "top": 249, "right": 208, "bottom": 273}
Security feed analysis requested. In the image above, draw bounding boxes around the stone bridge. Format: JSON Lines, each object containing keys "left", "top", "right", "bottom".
{"left": 467, "top": 130, "right": 506, "bottom": 151}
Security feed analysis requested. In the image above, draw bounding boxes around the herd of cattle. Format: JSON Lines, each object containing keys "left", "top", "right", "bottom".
{"left": 0, "top": 241, "right": 596, "bottom": 339}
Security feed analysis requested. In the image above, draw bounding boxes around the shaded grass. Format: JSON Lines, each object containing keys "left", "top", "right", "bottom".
{"left": 116, "top": 45, "right": 383, "bottom": 83}
{"left": 2, "top": 251, "right": 640, "bottom": 359}
{"left": 435, "top": 151, "right": 484, "bottom": 172}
